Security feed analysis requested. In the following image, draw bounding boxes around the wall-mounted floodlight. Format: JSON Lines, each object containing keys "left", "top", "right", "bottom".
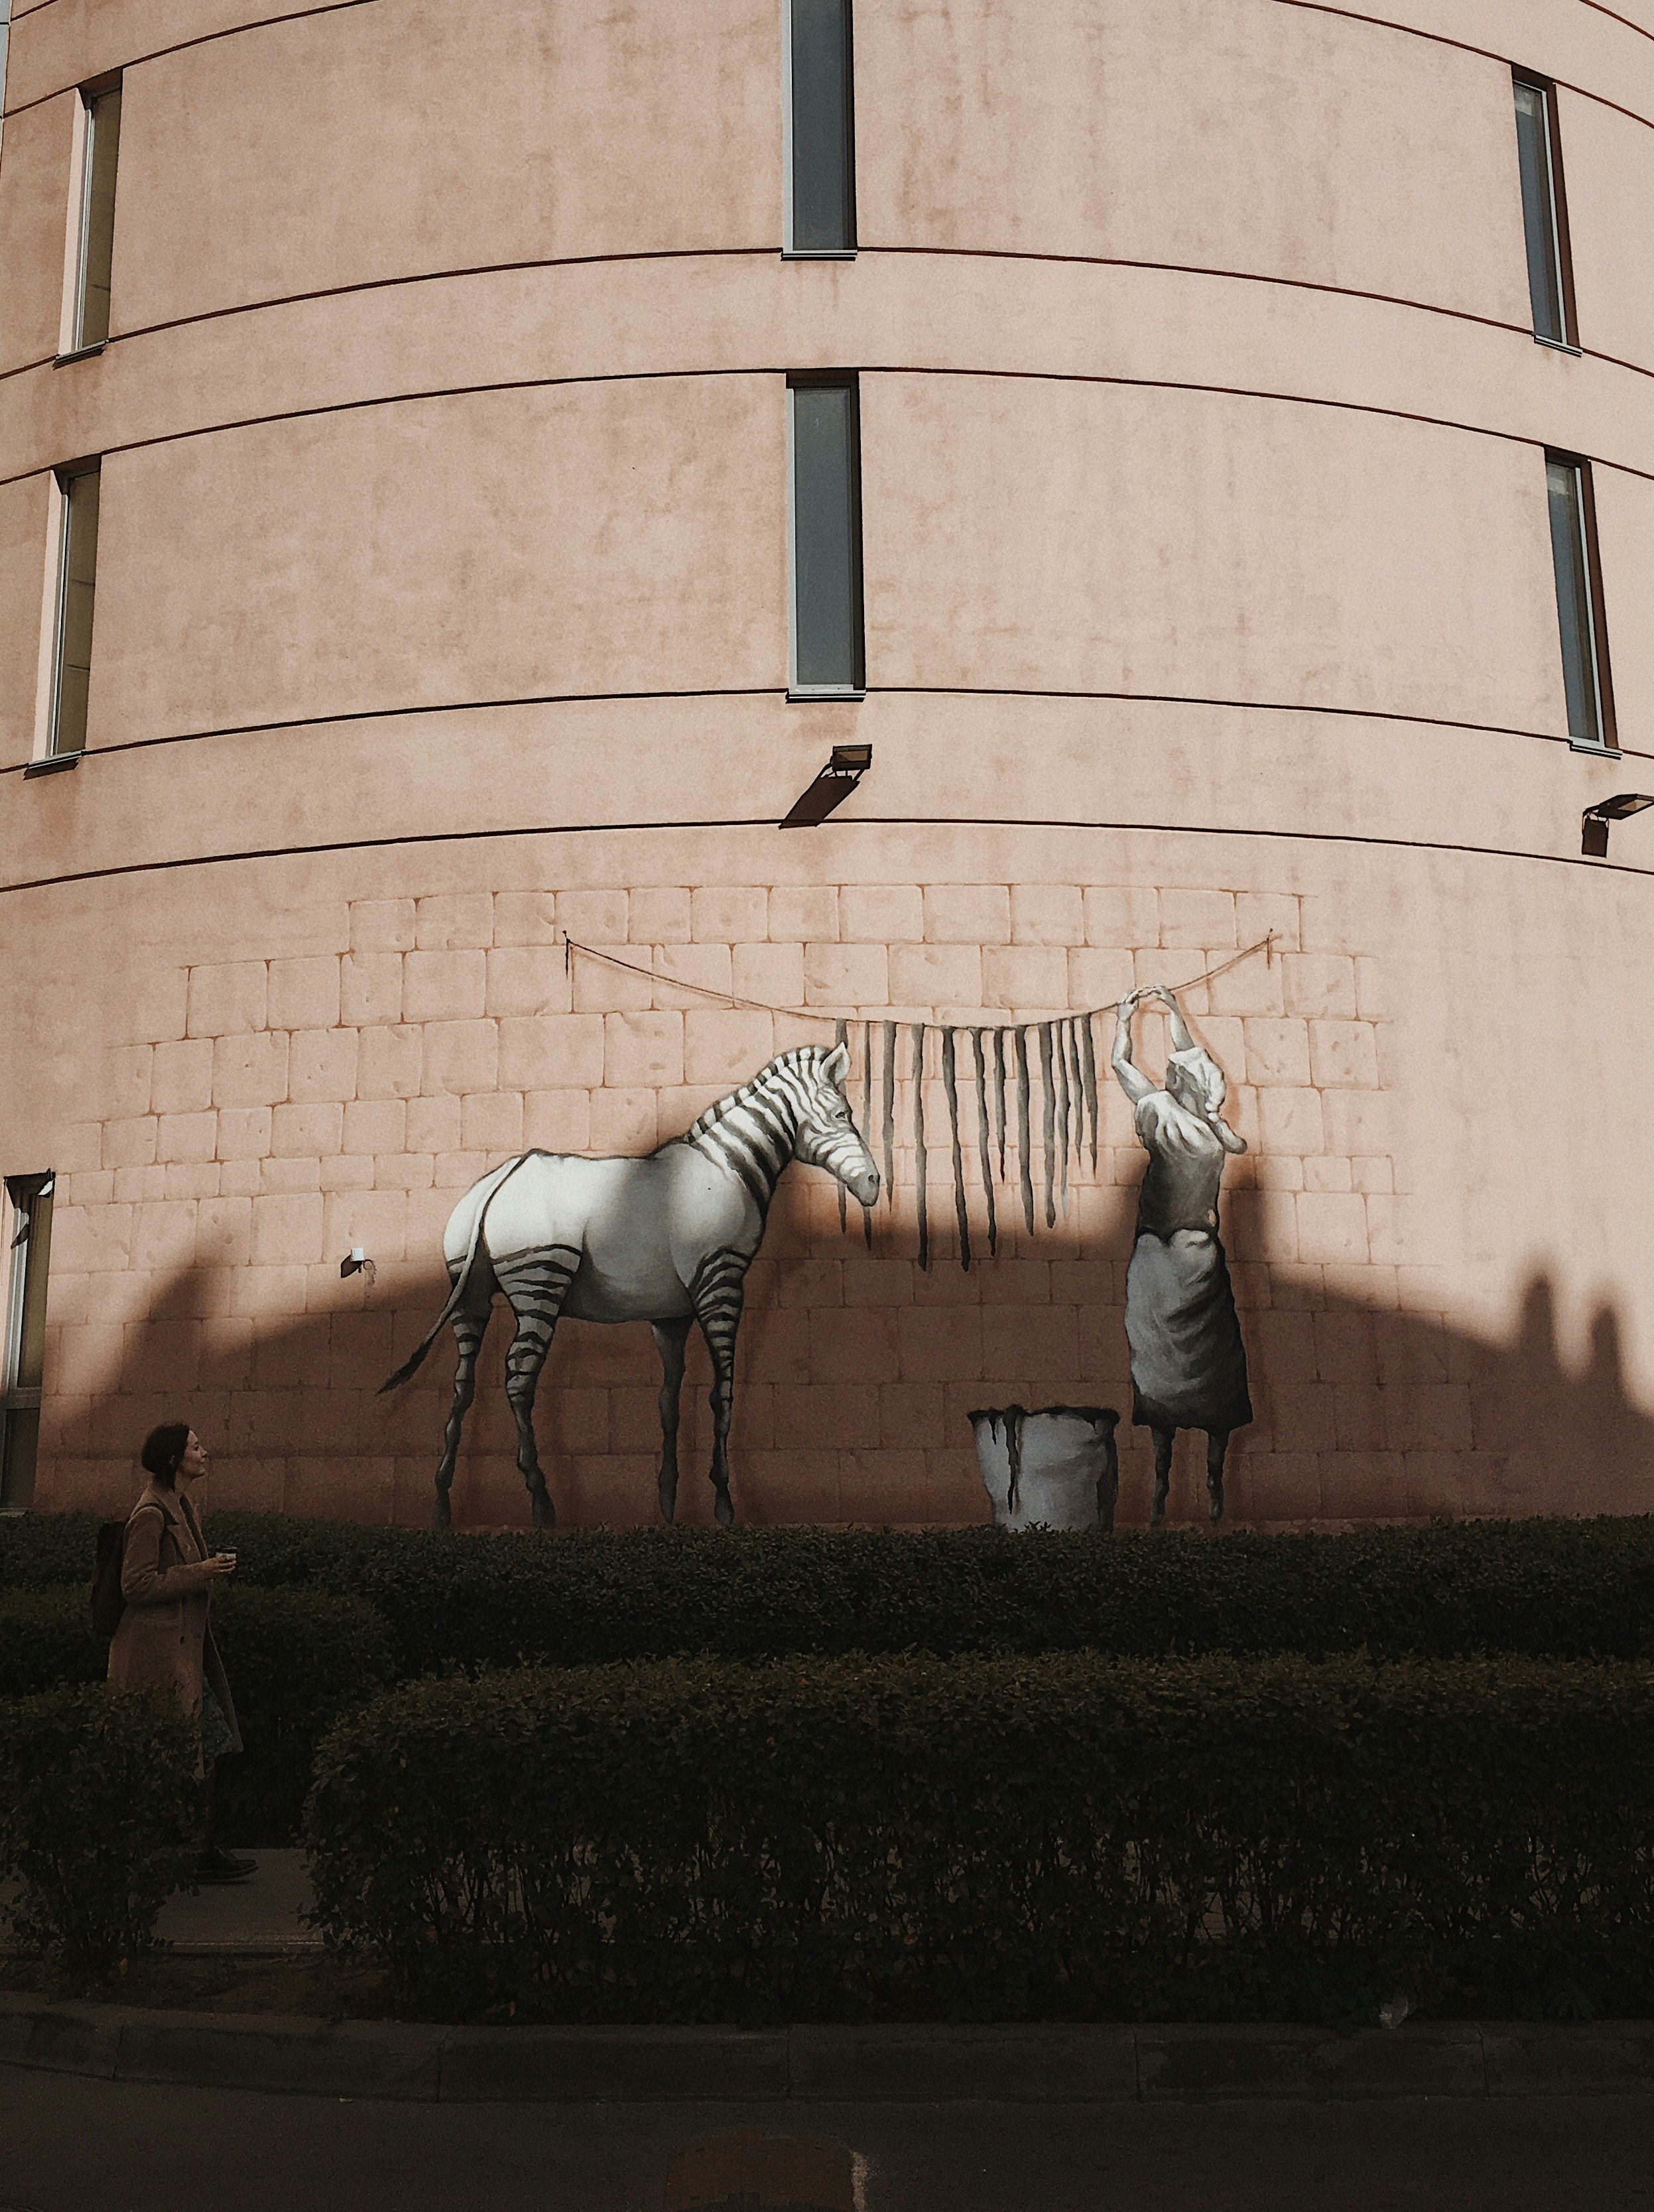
{"left": 781, "top": 743, "right": 870, "bottom": 828}
{"left": 1582, "top": 792, "right": 1654, "bottom": 856}
{"left": 340, "top": 1247, "right": 376, "bottom": 1284}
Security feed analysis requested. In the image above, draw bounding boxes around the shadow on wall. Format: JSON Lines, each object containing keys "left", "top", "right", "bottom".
{"left": 32, "top": 1186, "right": 1654, "bottom": 1533}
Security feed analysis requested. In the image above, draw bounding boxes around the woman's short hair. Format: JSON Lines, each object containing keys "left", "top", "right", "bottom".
{"left": 139, "top": 1422, "right": 192, "bottom": 1481}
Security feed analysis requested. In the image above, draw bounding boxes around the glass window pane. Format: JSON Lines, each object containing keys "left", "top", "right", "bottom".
{"left": 0, "top": 1406, "right": 41, "bottom": 1510}
{"left": 9, "top": 1184, "right": 54, "bottom": 1396}
{"left": 1547, "top": 458, "right": 1600, "bottom": 746}
{"left": 791, "top": 381, "right": 863, "bottom": 691}
{"left": 52, "top": 467, "right": 101, "bottom": 756}
{"left": 791, "top": 0, "right": 854, "bottom": 252}
{"left": 1515, "top": 80, "right": 1565, "bottom": 343}
{"left": 76, "top": 84, "right": 122, "bottom": 348}
{"left": 1, "top": 1178, "right": 53, "bottom": 1514}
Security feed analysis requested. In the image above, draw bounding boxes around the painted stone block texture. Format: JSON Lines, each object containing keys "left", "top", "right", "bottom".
{"left": 25, "top": 859, "right": 1612, "bottom": 1539}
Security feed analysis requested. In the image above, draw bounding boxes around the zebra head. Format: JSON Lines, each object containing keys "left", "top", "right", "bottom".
{"left": 787, "top": 1043, "right": 881, "bottom": 1206}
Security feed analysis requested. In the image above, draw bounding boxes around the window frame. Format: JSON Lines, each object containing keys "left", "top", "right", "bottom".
{"left": 1, "top": 1173, "right": 56, "bottom": 1515}
{"left": 787, "top": 370, "right": 867, "bottom": 701}
{"left": 61, "top": 72, "right": 123, "bottom": 362}
{"left": 1512, "top": 70, "right": 1580, "bottom": 353}
{"left": 782, "top": 0, "right": 857, "bottom": 259}
{"left": 44, "top": 456, "right": 102, "bottom": 764}
{"left": 1544, "top": 448, "right": 1618, "bottom": 755}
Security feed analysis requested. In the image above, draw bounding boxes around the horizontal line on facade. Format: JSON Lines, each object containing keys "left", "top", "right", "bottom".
{"left": 8, "top": 361, "right": 1649, "bottom": 501}
{"left": 9, "top": 0, "right": 1654, "bottom": 151}
{"left": 0, "top": 686, "right": 1629, "bottom": 776}
{"left": 3, "top": 814, "right": 1649, "bottom": 904}
{"left": 0, "top": 248, "right": 1536, "bottom": 383}
{"left": 2, "top": 0, "right": 381, "bottom": 115}
{"left": 11, "top": 257, "right": 1654, "bottom": 416}
{"left": 1275, "top": 2, "right": 1654, "bottom": 126}
{"left": 0, "top": 688, "right": 783, "bottom": 768}
{"left": 1578, "top": 0, "right": 1654, "bottom": 47}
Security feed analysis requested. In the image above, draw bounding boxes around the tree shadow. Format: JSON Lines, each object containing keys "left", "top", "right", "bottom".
{"left": 34, "top": 1182, "right": 1654, "bottom": 1533}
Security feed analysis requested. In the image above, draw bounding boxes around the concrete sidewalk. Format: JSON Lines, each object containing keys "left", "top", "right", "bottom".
{"left": 7, "top": 1861, "right": 1654, "bottom": 2110}
{"left": 155, "top": 1849, "right": 318, "bottom": 1953}
{"left": 5, "top": 1993, "right": 1654, "bottom": 2106}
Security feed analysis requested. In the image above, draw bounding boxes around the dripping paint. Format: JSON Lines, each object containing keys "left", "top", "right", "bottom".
{"left": 969, "top": 1404, "right": 1122, "bottom": 1530}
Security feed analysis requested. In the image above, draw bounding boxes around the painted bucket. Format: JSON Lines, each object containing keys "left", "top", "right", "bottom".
{"left": 969, "top": 1404, "right": 1122, "bottom": 1531}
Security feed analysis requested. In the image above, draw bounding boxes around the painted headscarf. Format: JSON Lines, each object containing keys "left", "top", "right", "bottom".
{"left": 1167, "top": 1045, "right": 1226, "bottom": 1117}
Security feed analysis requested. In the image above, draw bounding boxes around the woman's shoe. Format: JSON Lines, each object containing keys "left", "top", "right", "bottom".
{"left": 195, "top": 1845, "right": 258, "bottom": 1883}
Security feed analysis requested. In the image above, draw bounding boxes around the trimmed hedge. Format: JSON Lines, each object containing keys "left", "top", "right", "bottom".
{"left": 7, "top": 1511, "right": 1654, "bottom": 1674}
{"left": 149, "top": 1512, "right": 1654, "bottom": 1670}
{"left": 0, "top": 1585, "right": 396, "bottom": 1843}
{"left": 305, "top": 1652, "right": 1654, "bottom": 2027}
{"left": 0, "top": 1685, "right": 197, "bottom": 1981}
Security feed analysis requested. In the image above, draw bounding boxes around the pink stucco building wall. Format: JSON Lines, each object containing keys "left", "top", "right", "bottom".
{"left": 2, "top": 0, "right": 1652, "bottom": 1531}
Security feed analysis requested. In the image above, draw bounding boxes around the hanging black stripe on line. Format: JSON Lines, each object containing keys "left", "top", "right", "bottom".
{"left": 1014, "top": 1027, "right": 1035, "bottom": 1237}
{"left": 972, "top": 1028, "right": 998, "bottom": 1258}
{"left": 912, "top": 1024, "right": 929, "bottom": 1272}
{"left": 862, "top": 1020, "right": 875, "bottom": 1247}
{"left": 834, "top": 1018, "right": 848, "bottom": 1235}
{"left": 1039, "top": 1023, "right": 1057, "bottom": 1230}
{"left": 941, "top": 1028, "right": 971, "bottom": 1272}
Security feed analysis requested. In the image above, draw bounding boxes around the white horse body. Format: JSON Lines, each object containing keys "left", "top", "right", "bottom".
{"left": 387, "top": 1044, "right": 879, "bottom": 1528}
{"left": 442, "top": 1149, "right": 754, "bottom": 1326}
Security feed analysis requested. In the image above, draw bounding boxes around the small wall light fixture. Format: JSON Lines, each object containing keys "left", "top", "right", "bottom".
{"left": 1582, "top": 792, "right": 1654, "bottom": 856}
{"left": 781, "top": 743, "right": 871, "bottom": 828}
{"left": 340, "top": 1247, "right": 376, "bottom": 1284}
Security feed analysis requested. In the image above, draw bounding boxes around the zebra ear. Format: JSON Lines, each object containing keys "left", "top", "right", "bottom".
{"left": 822, "top": 1041, "right": 851, "bottom": 1091}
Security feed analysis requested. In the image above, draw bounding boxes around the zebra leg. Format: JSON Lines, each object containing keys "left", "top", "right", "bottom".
{"left": 652, "top": 1316, "right": 692, "bottom": 1524}
{"left": 1149, "top": 1424, "right": 1176, "bottom": 1528}
{"left": 432, "top": 1268, "right": 492, "bottom": 1534}
{"left": 690, "top": 1248, "right": 747, "bottom": 1528}
{"left": 494, "top": 1246, "right": 582, "bottom": 1532}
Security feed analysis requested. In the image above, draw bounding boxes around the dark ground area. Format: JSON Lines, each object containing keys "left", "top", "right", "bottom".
{"left": 2, "top": 2069, "right": 1653, "bottom": 2212}
{"left": 0, "top": 1951, "right": 388, "bottom": 2017}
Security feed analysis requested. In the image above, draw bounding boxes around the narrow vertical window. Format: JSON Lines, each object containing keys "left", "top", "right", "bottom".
{"left": 49, "top": 461, "right": 101, "bottom": 759}
{"left": 1513, "top": 72, "right": 1576, "bottom": 348}
{"left": 1545, "top": 452, "right": 1616, "bottom": 752}
{"left": 788, "top": 373, "right": 864, "bottom": 696}
{"left": 0, "top": 4, "right": 11, "bottom": 169}
{"left": 72, "top": 79, "right": 123, "bottom": 350}
{"left": 786, "top": 0, "right": 856, "bottom": 255}
{"left": 1, "top": 1175, "right": 55, "bottom": 1513}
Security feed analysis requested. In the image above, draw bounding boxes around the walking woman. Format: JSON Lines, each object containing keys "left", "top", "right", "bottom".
{"left": 107, "top": 1424, "right": 256, "bottom": 1882}
{"left": 1111, "top": 983, "right": 1252, "bottom": 1524}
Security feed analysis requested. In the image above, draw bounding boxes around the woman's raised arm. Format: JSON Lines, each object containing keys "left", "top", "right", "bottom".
{"left": 1145, "top": 983, "right": 1197, "bottom": 1054}
{"left": 1111, "top": 991, "right": 1153, "bottom": 1105}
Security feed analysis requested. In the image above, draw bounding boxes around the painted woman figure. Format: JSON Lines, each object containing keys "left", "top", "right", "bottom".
{"left": 1111, "top": 983, "right": 1251, "bottom": 1523}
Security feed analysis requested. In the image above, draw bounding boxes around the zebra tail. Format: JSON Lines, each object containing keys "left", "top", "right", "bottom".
{"left": 377, "top": 1154, "right": 527, "bottom": 1392}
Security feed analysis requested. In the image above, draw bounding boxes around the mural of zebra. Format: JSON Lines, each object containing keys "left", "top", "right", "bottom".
{"left": 381, "top": 1044, "right": 881, "bottom": 1530}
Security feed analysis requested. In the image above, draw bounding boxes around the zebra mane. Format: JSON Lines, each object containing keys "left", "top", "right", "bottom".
{"left": 678, "top": 1046, "right": 832, "bottom": 1145}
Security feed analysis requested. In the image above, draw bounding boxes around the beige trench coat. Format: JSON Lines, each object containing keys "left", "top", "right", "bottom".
{"left": 106, "top": 1482, "right": 242, "bottom": 1778}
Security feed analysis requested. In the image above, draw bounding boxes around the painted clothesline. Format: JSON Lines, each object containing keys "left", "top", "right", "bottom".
{"left": 560, "top": 930, "right": 1275, "bottom": 1268}
{"left": 558, "top": 929, "right": 1276, "bottom": 1028}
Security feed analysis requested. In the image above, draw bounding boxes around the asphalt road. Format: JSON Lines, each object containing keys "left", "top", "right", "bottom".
{"left": 3, "top": 2071, "right": 1653, "bottom": 2212}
